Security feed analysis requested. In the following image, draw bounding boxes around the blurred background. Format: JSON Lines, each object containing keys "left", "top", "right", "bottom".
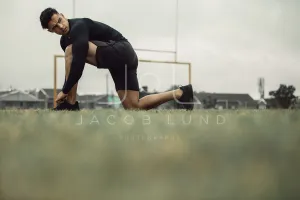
{"left": 0, "top": 0, "right": 299, "bottom": 109}
{"left": 1, "top": 0, "right": 300, "bottom": 95}
{"left": 0, "top": 1, "right": 300, "bottom": 199}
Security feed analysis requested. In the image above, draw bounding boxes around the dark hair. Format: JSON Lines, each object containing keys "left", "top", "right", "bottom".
{"left": 40, "top": 8, "right": 59, "bottom": 29}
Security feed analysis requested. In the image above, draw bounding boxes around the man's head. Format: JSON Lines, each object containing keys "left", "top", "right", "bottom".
{"left": 40, "top": 8, "right": 70, "bottom": 35}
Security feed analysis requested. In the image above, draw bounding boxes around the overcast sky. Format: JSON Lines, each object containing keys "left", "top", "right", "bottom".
{"left": 0, "top": 0, "right": 299, "bottom": 99}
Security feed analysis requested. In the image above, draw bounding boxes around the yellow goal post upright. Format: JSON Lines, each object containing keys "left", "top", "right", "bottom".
{"left": 53, "top": 49, "right": 192, "bottom": 108}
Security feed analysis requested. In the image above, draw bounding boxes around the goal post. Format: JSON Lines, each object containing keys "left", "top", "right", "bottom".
{"left": 53, "top": 55, "right": 192, "bottom": 108}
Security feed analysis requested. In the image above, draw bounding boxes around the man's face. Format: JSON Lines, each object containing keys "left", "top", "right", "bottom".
{"left": 47, "top": 14, "right": 69, "bottom": 35}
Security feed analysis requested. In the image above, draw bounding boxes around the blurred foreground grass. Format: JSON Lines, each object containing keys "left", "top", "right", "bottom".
{"left": 0, "top": 109, "right": 300, "bottom": 200}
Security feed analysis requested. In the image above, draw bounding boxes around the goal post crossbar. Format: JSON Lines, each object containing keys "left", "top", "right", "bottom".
{"left": 53, "top": 54, "right": 192, "bottom": 108}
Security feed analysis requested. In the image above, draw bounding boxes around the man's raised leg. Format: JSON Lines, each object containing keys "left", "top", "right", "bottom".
{"left": 138, "top": 89, "right": 183, "bottom": 109}
{"left": 117, "top": 86, "right": 193, "bottom": 110}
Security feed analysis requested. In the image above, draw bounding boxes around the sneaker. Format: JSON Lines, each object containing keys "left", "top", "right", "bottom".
{"left": 52, "top": 100, "right": 80, "bottom": 111}
{"left": 177, "top": 84, "right": 194, "bottom": 110}
{"left": 73, "top": 101, "right": 80, "bottom": 110}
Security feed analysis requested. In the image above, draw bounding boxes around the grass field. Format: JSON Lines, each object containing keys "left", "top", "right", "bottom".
{"left": 0, "top": 109, "right": 300, "bottom": 200}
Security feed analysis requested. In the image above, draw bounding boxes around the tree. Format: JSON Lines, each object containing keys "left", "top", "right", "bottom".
{"left": 269, "top": 84, "right": 297, "bottom": 109}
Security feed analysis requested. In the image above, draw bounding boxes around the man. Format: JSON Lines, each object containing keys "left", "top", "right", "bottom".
{"left": 40, "top": 8, "right": 194, "bottom": 111}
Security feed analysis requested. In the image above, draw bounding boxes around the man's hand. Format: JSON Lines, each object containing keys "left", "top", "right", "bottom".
{"left": 56, "top": 91, "right": 68, "bottom": 103}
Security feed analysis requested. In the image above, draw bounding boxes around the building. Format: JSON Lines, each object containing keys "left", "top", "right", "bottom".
{"left": 195, "top": 92, "right": 257, "bottom": 109}
{"left": 0, "top": 89, "right": 44, "bottom": 109}
{"left": 257, "top": 99, "right": 267, "bottom": 109}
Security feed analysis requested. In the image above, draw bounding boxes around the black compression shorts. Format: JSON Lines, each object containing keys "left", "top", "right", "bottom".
{"left": 92, "top": 40, "right": 139, "bottom": 91}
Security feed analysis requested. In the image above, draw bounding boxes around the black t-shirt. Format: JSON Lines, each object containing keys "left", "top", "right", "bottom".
{"left": 60, "top": 18, "right": 127, "bottom": 94}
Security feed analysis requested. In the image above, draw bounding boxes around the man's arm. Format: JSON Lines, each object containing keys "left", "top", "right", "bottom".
{"left": 60, "top": 37, "right": 68, "bottom": 89}
{"left": 62, "top": 21, "right": 89, "bottom": 94}
{"left": 60, "top": 36, "right": 67, "bottom": 52}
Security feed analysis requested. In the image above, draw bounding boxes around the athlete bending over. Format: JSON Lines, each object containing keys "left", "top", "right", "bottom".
{"left": 40, "top": 8, "right": 194, "bottom": 111}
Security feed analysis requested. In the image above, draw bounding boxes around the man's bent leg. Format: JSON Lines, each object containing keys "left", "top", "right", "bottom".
{"left": 113, "top": 64, "right": 184, "bottom": 110}
{"left": 105, "top": 40, "right": 191, "bottom": 110}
